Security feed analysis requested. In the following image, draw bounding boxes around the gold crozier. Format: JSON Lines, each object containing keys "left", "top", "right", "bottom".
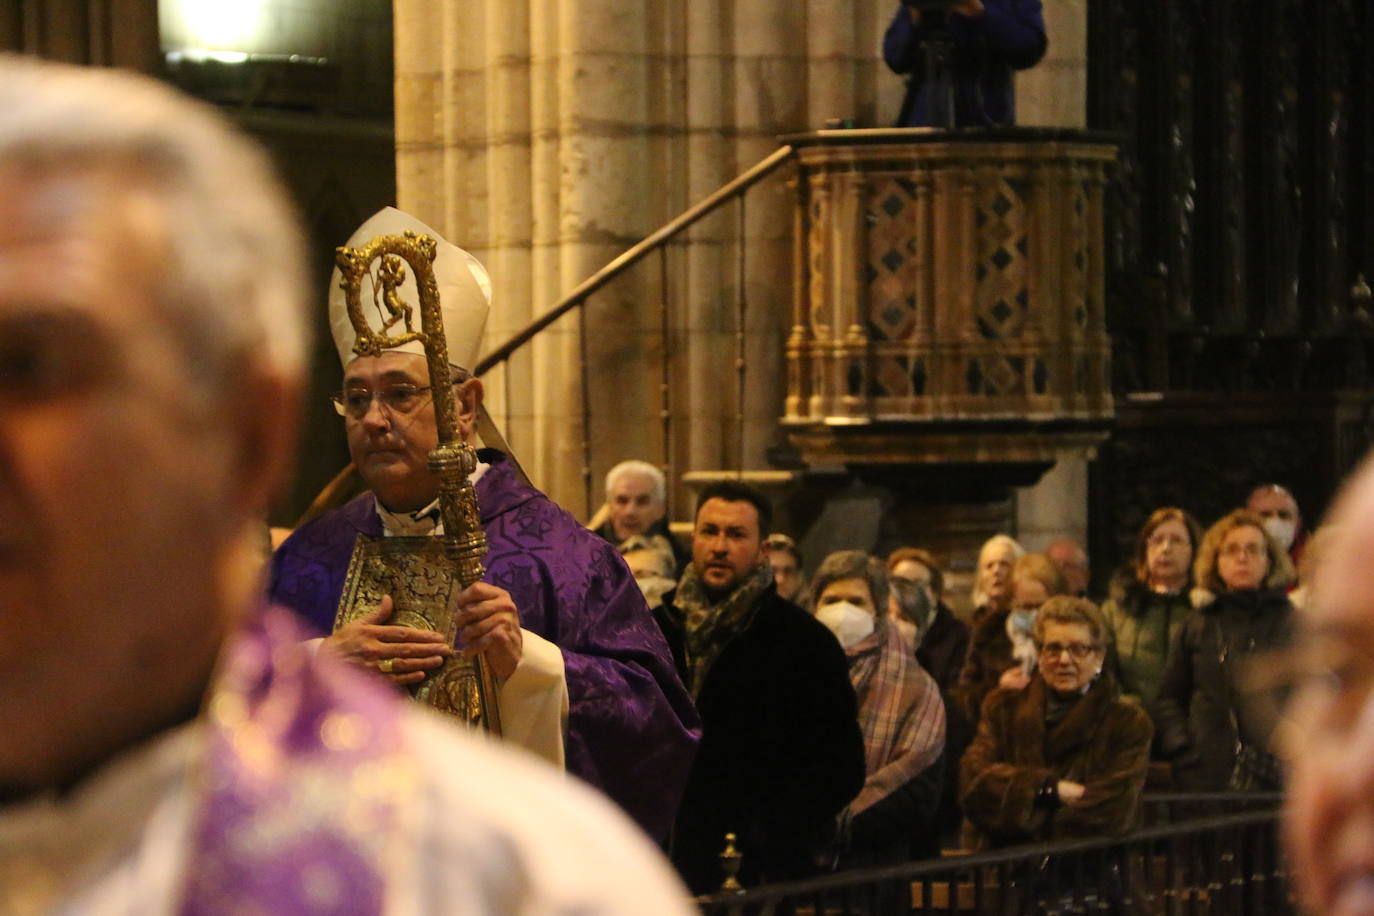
{"left": 330, "top": 231, "right": 501, "bottom": 735}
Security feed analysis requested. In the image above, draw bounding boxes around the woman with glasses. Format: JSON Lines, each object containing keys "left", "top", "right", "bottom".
{"left": 1102, "top": 508, "right": 1203, "bottom": 708}
{"left": 1152, "top": 509, "right": 1296, "bottom": 791}
{"left": 960, "top": 596, "right": 1152, "bottom": 850}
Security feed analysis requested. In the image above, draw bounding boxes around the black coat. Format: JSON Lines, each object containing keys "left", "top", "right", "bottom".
{"left": 917, "top": 601, "right": 971, "bottom": 693}
{"left": 663, "top": 588, "right": 867, "bottom": 895}
{"left": 1151, "top": 588, "right": 1293, "bottom": 791}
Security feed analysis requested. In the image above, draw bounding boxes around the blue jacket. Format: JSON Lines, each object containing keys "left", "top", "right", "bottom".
{"left": 883, "top": 0, "right": 1047, "bottom": 127}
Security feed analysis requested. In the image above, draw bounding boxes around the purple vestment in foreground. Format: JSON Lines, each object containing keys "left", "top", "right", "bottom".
{"left": 268, "top": 452, "right": 701, "bottom": 841}
{"left": 184, "top": 606, "right": 403, "bottom": 913}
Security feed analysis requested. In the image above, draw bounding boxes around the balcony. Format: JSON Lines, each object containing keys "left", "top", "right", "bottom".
{"left": 781, "top": 128, "right": 1116, "bottom": 489}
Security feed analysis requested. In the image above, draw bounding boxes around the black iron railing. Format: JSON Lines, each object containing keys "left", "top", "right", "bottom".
{"left": 697, "top": 807, "right": 1290, "bottom": 915}
{"left": 1140, "top": 791, "right": 1283, "bottom": 826}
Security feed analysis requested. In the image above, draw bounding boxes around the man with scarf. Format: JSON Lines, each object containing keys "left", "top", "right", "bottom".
{"left": 811, "top": 551, "right": 947, "bottom": 867}
{"left": 659, "top": 482, "right": 865, "bottom": 894}
{"left": 0, "top": 57, "right": 691, "bottom": 913}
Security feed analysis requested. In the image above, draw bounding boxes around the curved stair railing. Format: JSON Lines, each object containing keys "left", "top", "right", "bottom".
{"left": 296, "top": 145, "right": 795, "bottom": 527}
{"left": 473, "top": 145, "right": 797, "bottom": 518}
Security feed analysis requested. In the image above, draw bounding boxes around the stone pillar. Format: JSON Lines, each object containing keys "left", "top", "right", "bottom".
{"left": 1017, "top": 0, "right": 1088, "bottom": 128}
{"left": 0, "top": 0, "right": 159, "bottom": 72}
{"left": 395, "top": 0, "right": 894, "bottom": 516}
{"left": 1015, "top": 451, "right": 1091, "bottom": 551}
{"left": 1012, "top": 0, "right": 1092, "bottom": 555}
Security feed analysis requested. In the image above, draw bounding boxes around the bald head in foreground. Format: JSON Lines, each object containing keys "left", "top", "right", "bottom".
{"left": 1283, "top": 454, "right": 1374, "bottom": 916}
{"left": 0, "top": 56, "right": 689, "bottom": 914}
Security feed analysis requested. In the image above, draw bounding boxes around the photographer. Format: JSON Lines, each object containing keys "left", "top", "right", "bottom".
{"left": 883, "top": 0, "right": 1047, "bottom": 128}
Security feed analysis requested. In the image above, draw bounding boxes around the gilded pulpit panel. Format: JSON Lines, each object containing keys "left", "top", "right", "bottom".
{"left": 783, "top": 129, "right": 1116, "bottom": 469}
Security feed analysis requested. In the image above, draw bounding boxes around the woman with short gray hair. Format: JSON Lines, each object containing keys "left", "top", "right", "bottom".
{"left": 811, "top": 551, "right": 946, "bottom": 866}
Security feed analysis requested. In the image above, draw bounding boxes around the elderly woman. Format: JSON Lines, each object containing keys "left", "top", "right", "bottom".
{"left": 1102, "top": 508, "right": 1203, "bottom": 706}
{"left": 960, "top": 597, "right": 1153, "bottom": 850}
{"left": 1002, "top": 553, "right": 1071, "bottom": 690}
{"left": 953, "top": 542, "right": 1071, "bottom": 726}
{"left": 765, "top": 533, "right": 806, "bottom": 604}
{"left": 1153, "top": 509, "right": 1296, "bottom": 790}
{"left": 888, "top": 547, "right": 969, "bottom": 692}
{"left": 971, "top": 534, "right": 1024, "bottom": 615}
{"left": 811, "top": 551, "right": 946, "bottom": 865}
{"left": 886, "top": 575, "right": 930, "bottom": 648}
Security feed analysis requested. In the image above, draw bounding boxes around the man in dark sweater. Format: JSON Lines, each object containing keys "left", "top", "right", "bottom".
{"left": 883, "top": 0, "right": 1047, "bottom": 128}
{"left": 662, "top": 483, "right": 866, "bottom": 894}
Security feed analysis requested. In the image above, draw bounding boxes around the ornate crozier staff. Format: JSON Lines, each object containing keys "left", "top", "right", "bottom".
{"left": 330, "top": 229, "right": 501, "bottom": 734}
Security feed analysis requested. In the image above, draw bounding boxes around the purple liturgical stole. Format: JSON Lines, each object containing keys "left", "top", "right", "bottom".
{"left": 181, "top": 606, "right": 406, "bottom": 913}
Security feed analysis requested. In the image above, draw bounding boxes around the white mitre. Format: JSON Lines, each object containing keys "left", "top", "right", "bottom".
{"left": 328, "top": 207, "right": 491, "bottom": 370}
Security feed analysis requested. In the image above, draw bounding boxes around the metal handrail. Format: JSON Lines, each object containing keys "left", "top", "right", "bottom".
{"left": 696, "top": 807, "right": 1287, "bottom": 911}
{"left": 471, "top": 144, "right": 795, "bottom": 377}
{"left": 1141, "top": 791, "right": 1283, "bottom": 806}
{"left": 470, "top": 142, "right": 797, "bottom": 516}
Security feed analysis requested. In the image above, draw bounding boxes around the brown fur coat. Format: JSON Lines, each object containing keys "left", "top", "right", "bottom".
{"left": 949, "top": 605, "right": 1014, "bottom": 726}
{"left": 959, "top": 672, "right": 1153, "bottom": 850}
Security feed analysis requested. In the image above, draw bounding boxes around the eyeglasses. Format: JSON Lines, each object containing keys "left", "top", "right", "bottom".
{"left": 331, "top": 384, "right": 433, "bottom": 419}
{"left": 1039, "top": 642, "right": 1098, "bottom": 660}
{"left": 1220, "top": 542, "right": 1266, "bottom": 559}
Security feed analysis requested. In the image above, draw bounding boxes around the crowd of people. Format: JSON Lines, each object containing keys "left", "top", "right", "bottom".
{"left": 599, "top": 459, "right": 1312, "bottom": 884}
{"left": 4, "top": 50, "right": 1372, "bottom": 916}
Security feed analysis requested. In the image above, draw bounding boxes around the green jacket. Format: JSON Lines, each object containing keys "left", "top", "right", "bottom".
{"left": 1101, "top": 569, "right": 1190, "bottom": 707}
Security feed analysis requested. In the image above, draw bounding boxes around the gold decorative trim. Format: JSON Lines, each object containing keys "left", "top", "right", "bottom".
{"left": 332, "top": 232, "right": 501, "bottom": 735}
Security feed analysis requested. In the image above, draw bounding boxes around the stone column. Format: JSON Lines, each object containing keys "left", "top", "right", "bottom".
{"left": 0, "top": 0, "right": 159, "bottom": 71}
{"left": 1014, "top": 0, "right": 1093, "bottom": 557}
{"left": 1017, "top": 0, "right": 1088, "bottom": 128}
{"left": 395, "top": 0, "right": 895, "bottom": 516}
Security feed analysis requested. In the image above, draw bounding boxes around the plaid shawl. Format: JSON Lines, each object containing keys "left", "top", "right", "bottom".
{"left": 845, "top": 619, "right": 947, "bottom": 815}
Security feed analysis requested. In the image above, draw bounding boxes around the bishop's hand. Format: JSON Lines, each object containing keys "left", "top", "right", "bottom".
{"left": 321, "top": 595, "right": 453, "bottom": 688}
{"left": 451, "top": 581, "right": 523, "bottom": 680}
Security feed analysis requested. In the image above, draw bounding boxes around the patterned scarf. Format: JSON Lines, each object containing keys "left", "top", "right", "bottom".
{"left": 844, "top": 620, "right": 946, "bottom": 816}
{"left": 673, "top": 562, "right": 772, "bottom": 698}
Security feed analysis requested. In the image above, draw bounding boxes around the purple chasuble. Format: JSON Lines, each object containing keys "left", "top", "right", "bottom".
{"left": 183, "top": 606, "right": 406, "bottom": 913}
{"left": 268, "top": 451, "right": 700, "bottom": 841}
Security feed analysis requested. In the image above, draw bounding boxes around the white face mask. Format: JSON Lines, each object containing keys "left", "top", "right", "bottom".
{"left": 816, "top": 601, "right": 876, "bottom": 649}
{"left": 1263, "top": 517, "right": 1297, "bottom": 552}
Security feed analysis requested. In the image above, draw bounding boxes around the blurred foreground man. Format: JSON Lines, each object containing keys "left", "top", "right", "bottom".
{"left": 0, "top": 57, "right": 690, "bottom": 913}
{"left": 1283, "top": 454, "right": 1374, "bottom": 915}
{"left": 659, "top": 483, "right": 865, "bottom": 893}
